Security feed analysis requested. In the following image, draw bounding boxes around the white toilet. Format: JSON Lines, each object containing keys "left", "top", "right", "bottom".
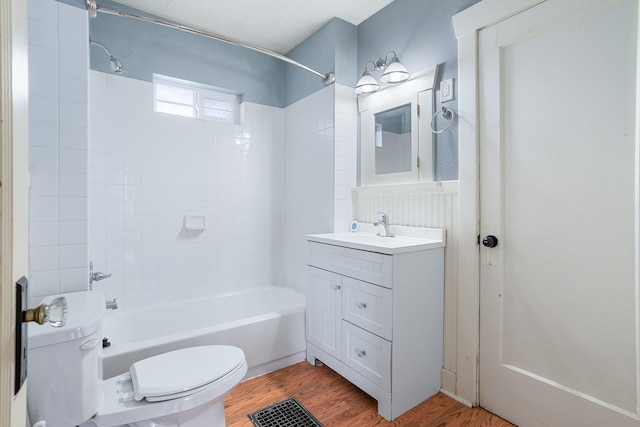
{"left": 27, "top": 291, "right": 247, "bottom": 427}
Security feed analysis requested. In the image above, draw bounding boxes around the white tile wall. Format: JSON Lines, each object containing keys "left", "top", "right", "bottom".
{"left": 282, "top": 86, "right": 336, "bottom": 291}
{"left": 280, "top": 84, "right": 357, "bottom": 291}
{"left": 333, "top": 84, "right": 358, "bottom": 232}
{"left": 88, "top": 72, "right": 284, "bottom": 309}
{"left": 28, "top": 0, "right": 88, "bottom": 304}
{"left": 26, "top": 0, "right": 355, "bottom": 308}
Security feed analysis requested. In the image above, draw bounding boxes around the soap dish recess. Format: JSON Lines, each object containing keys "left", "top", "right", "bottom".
{"left": 183, "top": 215, "right": 206, "bottom": 230}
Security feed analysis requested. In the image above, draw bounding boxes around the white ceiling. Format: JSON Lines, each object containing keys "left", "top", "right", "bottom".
{"left": 111, "top": 0, "right": 394, "bottom": 54}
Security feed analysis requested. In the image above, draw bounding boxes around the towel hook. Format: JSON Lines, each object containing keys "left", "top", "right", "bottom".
{"left": 430, "top": 106, "right": 455, "bottom": 134}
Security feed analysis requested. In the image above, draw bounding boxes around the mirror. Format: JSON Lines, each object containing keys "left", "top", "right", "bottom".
{"left": 358, "top": 66, "right": 438, "bottom": 186}
{"left": 374, "top": 104, "right": 412, "bottom": 175}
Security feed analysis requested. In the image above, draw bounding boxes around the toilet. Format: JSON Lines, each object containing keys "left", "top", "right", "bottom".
{"left": 27, "top": 291, "right": 247, "bottom": 427}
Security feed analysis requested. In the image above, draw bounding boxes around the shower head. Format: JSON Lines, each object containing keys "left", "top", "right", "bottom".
{"left": 89, "top": 38, "right": 125, "bottom": 73}
{"left": 109, "top": 56, "right": 125, "bottom": 73}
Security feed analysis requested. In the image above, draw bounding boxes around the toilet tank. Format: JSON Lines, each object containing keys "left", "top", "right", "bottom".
{"left": 28, "top": 291, "right": 105, "bottom": 427}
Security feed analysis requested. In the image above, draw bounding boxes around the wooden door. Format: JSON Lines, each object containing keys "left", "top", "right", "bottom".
{"left": 479, "top": 0, "right": 640, "bottom": 425}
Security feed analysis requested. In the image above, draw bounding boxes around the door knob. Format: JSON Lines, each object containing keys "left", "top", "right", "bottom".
{"left": 482, "top": 235, "right": 499, "bottom": 248}
{"left": 23, "top": 296, "right": 68, "bottom": 327}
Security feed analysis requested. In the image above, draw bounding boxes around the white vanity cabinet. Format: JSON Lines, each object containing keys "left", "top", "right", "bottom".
{"left": 305, "top": 231, "right": 444, "bottom": 421}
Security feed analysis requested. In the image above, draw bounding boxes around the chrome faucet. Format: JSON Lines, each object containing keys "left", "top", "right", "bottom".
{"left": 373, "top": 211, "right": 395, "bottom": 237}
{"left": 105, "top": 298, "right": 118, "bottom": 310}
{"left": 89, "top": 261, "right": 112, "bottom": 290}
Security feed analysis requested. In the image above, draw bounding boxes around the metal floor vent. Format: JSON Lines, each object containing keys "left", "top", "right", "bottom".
{"left": 248, "top": 397, "right": 323, "bottom": 427}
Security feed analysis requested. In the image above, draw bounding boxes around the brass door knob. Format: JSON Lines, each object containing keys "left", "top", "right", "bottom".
{"left": 23, "top": 296, "right": 67, "bottom": 327}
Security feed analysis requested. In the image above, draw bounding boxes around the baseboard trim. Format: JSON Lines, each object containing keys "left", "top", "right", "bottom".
{"left": 440, "top": 368, "right": 456, "bottom": 394}
{"left": 439, "top": 388, "right": 474, "bottom": 408}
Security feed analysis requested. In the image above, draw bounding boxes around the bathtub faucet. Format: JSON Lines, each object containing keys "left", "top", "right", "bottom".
{"left": 373, "top": 211, "right": 395, "bottom": 237}
{"left": 89, "top": 261, "right": 112, "bottom": 290}
{"left": 106, "top": 298, "right": 118, "bottom": 310}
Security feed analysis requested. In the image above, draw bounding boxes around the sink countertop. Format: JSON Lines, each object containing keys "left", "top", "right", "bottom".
{"left": 306, "top": 225, "right": 446, "bottom": 255}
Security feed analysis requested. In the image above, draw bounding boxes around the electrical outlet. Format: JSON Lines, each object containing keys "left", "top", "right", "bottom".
{"left": 440, "top": 78, "right": 454, "bottom": 102}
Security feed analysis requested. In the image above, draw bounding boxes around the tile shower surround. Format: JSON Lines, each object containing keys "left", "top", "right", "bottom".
{"left": 28, "top": 0, "right": 89, "bottom": 304}
{"left": 88, "top": 72, "right": 286, "bottom": 309}
{"left": 282, "top": 85, "right": 357, "bottom": 294}
{"left": 27, "top": 0, "right": 357, "bottom": 309}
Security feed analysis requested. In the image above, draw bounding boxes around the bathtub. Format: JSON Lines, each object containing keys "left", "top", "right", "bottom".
{"left": 101, "top": 286, "right": 306, "bottom": 380}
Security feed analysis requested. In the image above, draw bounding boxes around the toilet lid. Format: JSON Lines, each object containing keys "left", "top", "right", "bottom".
{"left": 129, "top": 345, "right": 245, "bottom": 402}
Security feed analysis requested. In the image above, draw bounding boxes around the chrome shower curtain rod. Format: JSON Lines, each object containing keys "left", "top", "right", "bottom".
{"left": 85, "top": 0, "right": 336, "bottom": 86}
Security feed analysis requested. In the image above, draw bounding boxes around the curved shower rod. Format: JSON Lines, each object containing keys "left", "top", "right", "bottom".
{"left": 85, "top": 0, "right": 336, "bottom": 86}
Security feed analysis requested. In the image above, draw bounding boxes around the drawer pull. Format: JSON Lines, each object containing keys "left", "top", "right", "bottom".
{"left": 331, "top": 284, "right": 341, "bottom": 291}
{"left": 357, "top": 302, "right": 367, "bottom": 310}
{"left": 357, "top": 349, "right": 367, "bottom": 358}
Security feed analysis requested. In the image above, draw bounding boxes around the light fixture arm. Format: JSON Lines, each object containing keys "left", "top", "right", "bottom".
{"left": 384, "top": 51, "right": 400, "bottom": 65}
{"left": 369, "top": 51, "right": 400, "bottom": 71}
{"left": 364, "top": 60, "right": 377, "bottom": 74}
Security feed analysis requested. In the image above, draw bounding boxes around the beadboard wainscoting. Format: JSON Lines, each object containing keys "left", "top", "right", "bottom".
{"left": 352, "top": 181, "right": 459, "bottom": 395}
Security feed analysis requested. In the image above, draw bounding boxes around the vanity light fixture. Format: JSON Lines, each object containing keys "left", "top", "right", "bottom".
{"left": 354, "top": 51, "right": 410, "bottom": 94}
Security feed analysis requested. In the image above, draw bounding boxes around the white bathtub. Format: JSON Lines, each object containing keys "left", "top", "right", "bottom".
{"left": 101, "top": 286, "right": 306, "bottom": 380}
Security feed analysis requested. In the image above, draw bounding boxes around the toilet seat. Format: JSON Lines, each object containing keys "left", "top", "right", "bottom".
{"left": 85, "top": 345, "right": 248, "bottom": 427}
{"left": 129, "top": 345, "right": 244, "bottom": 402}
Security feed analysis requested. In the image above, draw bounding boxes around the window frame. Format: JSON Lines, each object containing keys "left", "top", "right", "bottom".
{"left": 153, "top": 75, "right": 239, "bottom": 124}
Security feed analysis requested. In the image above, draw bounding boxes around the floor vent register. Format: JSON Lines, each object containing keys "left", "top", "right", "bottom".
{"left": 248, "top": 397, "right": 323, "bottom": 427}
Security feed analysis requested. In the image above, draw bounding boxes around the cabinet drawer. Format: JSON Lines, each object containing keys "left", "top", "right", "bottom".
{"left": 342, "top": 277, "right": 392, "bottom": 340}
{"left": 342, "top": 321, "right": 391, "bottom": 391}
{"left": 308, "top": 242, "right": 393, "bottom": 288}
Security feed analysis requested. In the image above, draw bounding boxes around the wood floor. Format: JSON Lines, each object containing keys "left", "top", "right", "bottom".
{"left": 224, "top": 361, "right": 515, "bottom": 427}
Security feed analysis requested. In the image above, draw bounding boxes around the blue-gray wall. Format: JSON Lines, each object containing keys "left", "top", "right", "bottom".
{"left": 357, "top": 0, "right": 481, "bottom": 180}
{"left": 284, "top": 18, "right": 357, "bottom": 106}
{"left": 86, "top": 0, "right": 285, "bottom": 107}
{"left": 62, "top": 0, "right": 480, "bottom": 179}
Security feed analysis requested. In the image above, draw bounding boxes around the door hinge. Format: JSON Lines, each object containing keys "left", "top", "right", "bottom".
{"left": 417, "top": 156, "right": 421, "bottom": 168}
{"left": 417, "top": 104, "right": 420, "bottom": 117}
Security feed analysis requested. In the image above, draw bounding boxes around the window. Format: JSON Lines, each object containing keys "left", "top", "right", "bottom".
{"left": 153, "top": 75, "right": 239, "bottom": 123}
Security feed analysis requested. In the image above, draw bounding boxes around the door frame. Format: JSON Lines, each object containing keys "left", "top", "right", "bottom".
{"left": 452, "top": 0, "right": 549, "bottom": 406}
{"left": 0, "top": 0, "right": 29, "bottom": 425}
{"left": 453, "top": 0, "right": 640, "bottom": 408}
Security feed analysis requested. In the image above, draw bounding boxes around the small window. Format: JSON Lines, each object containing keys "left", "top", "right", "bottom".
{"left": 153, "top": 75, "right": 239, "bottom": 123}
{"left": 202, "top": 97, "right": 234, "bottom": 121}
{"left": 155, "top": 83, "right": 197, "bottom": 118}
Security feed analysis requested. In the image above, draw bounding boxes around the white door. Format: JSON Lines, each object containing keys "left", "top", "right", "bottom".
{"left": 479, "top": 0, "right": 640, "bottom": 426}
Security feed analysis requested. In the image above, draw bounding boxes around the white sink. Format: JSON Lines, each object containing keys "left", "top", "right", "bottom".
{"left": 306, "top": 226, "right": 445, "bottom": 255}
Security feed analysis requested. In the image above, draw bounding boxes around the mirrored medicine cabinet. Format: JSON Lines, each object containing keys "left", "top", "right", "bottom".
{"left": 358, "top": 66, "right": 438, "bottom": 186}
